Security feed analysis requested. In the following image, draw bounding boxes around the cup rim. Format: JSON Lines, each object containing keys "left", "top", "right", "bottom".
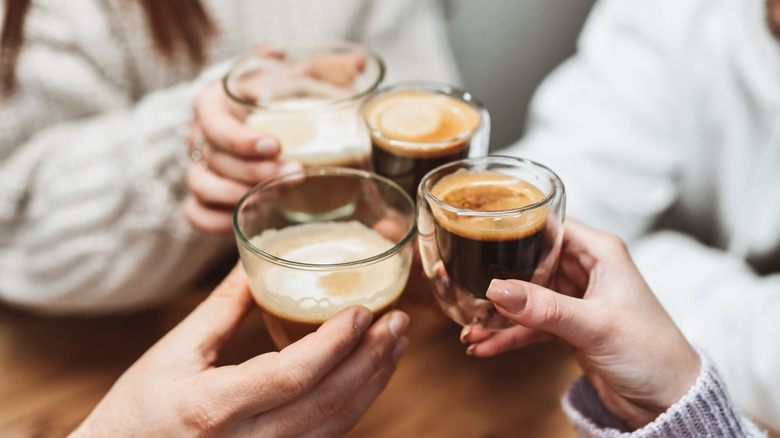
{"left": 420, "top": 155, "right": 565, "bottom": 216}
{"left": 233, "top": 167, "right": 416, "bottom": 270}
{"left": 362, "top": 80, "right": 486, "bottom": 149}
{"left": 222, "top": 38, "right": 386, "bottom": 113}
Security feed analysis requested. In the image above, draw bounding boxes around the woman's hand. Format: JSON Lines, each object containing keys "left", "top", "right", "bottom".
{"left": 462, "top": 219, "right": 700, "bottom": 429}
{"left": 70, "top": 265, "right": 409, "bottom": 437}
{"left": 184, "top": 81, "right": 302, "bottom": 234}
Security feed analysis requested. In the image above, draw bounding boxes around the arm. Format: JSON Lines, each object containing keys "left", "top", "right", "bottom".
{"left": 631, "top": 231, "right": 780, "bottom": 433}
{"left": 0, "top": 3, "right": 235, "bottom": 314}
{"left": 564, "top": 351, "right": 766, "bottom": 438}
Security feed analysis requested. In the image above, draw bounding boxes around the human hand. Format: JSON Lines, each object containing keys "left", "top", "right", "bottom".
{"left": 462, "top": 219, "right": 700, "bottom": 429}
{"left": 184, "top": 80, "right": 303, "bottom": 233}
{"left": 69, "top": 265, "right": 409, "bottom": 437}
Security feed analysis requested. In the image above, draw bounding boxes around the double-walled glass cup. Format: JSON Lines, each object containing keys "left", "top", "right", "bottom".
{"left": 224, "top": 39, "right": 385, "bottom": 169}
{"left": 362, "top": 81, "right": 491, "bottom": 196}
{"left": 417, "top": 156, "right": 566, "bottom": 330}
{"left": 234, "top": 168, "right": 415, "bottom": 349}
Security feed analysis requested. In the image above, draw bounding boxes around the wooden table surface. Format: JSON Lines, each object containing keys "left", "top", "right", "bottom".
{"left": 0, "top": 274, "right": 587, "bottom": 437}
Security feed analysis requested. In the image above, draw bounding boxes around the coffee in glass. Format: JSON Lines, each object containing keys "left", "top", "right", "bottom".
{"left": 234, "top": 168, "right": 415, "bottom": 349}
{"left": 362, "top": 81, "right": 490, "bottom": 196}
{"left": 417, "top": 156, "right": 565, "bottom": 330}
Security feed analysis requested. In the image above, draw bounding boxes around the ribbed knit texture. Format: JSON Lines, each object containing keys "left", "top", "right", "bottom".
{"left": 562, "top": 351, "right": 767, "bottom": 437}
{"left": 0, "top": 0, "right": 459, "bottom": 314}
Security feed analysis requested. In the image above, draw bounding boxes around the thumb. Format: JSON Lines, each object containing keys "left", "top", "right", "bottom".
{"left": 486, "top": 279, "right": 592, "bottom": 347}
{"left": 162, "top": 263, "right": 255, "bottom": 365}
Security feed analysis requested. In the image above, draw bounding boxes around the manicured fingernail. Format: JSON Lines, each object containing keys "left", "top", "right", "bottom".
{"left": 388, "top": 311, "right": 410, "bottom": 340}
{"left": 392, "top": 337, "right": 409, "bottom": 363}
{"left": 354, "top": 308, "right": 373, "bottom": 333}
{"left": 465, "top": 344, "right": 476, "bottom": 356}
{"left": 255, "top": 137, "right": 279, "bottom": 154}
{"left": 278, "top": 160, "right": 303, "bottom": 175}
{"left": 486, "top": 279, "right": 527, "bottom": 314}
{"left": 459, "top": 325, "right": 471, "bottom": 344}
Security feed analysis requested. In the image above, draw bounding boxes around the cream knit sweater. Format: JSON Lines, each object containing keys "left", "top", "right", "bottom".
{"left": 0, "top": 0, "right": 459, "bottom": 314}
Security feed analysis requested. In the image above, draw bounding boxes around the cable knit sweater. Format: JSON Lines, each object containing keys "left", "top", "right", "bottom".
{"left": 563, "top": 352, "right": 766, "bottom": 437}
{"left": 0, "top": 0, "right": 459, "bottom": 314}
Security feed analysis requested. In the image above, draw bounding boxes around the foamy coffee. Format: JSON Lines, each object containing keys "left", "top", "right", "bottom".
{"left": 364, "top": 89, "right": 483, "bottom": 195}
{"left": 247, "top": 96, "right": 371, "bottom": 169}
{"left": 430, "top": 171, "right": 548, "bottom": 299}
{"left": 245, "top": 221, "right": 409, "bottom": 348}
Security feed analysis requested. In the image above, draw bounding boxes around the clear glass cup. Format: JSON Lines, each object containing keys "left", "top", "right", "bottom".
{"left": 417, "top": 156, "right": 566, "bottom": 330}
{"left": 224, "top": 38, "right": 385, "bottom": 169}
{"left": 233, "top": 168, "right": 415, "bottom": 349}
{"left": 362, "top": 81, "right": 491, "bottom": 196}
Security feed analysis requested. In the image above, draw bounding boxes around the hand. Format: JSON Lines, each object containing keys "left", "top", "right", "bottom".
{"left": 184, "top": 80, "right": 303, "bottom": 233}
{"left": 462, "top": 219, "right": 700, "bottom": 429}
{"left": 69, "top": 265, "right": 409, "bottom": 437}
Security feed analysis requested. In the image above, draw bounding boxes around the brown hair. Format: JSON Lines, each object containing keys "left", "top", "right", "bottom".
{"left": 0, "top": 0, "right": 216, "bottom": 97}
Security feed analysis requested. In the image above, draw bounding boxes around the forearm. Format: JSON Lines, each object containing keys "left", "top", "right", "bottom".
{"left": 629, "top": 231, "right": 780, "bottom": 432}
{"left": 563, "top": 351, "right": 767, "bottom": 437}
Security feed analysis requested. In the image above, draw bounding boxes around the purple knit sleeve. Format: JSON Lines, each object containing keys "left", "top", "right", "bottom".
{"left": 561, "top": 351, "right": 767, "bottom": 437}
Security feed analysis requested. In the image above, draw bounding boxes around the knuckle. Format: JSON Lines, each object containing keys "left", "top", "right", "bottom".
{"left": 273, "top": 360, "right": 315, "bottom": 401}
{"left": 181, "top": 397, "right": 233, "bottom": 436}
{"left": 315, "top": 386, "right": 346, "bottom": 418}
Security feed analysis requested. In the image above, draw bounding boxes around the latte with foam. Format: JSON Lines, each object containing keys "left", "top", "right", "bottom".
{"left": 244, "top": 221, "right": 410, "bottom": 348}
{"left": 247, "top": 96, "right": 370, "bottom": 169}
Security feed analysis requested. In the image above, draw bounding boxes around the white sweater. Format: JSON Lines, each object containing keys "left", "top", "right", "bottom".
{"left": 0, "top": 0, "right": 459, "bottom": 314}
{"left": 504, "top": 0, "right": 780, "bottom": 432}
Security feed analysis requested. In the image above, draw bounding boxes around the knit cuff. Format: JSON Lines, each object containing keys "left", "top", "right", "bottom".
{"left": 561, "top": 350, "right": 766, "bottom": 437}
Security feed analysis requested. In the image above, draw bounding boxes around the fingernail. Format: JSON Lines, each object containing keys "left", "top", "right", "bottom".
{"left": 459, "top": 325, "right": 471, "bottom": 344}
{"left": 486, "top": 279, "right": 527, "bottom": 314}
{"left": 392, "top": 337, "right": 409, "bottom": 363}
{"left": 465, "top": 344, "right": 476, "bottom": 356}
{"left": 388, "top": 311, "right": 410, "bottom": 340}
{"left": 354, "top": 308, "right": 373, "bottom": 333}
{"left": 278, "top": 160, "right": 303, "bottom": 175}
{"left": 255, "top": 137, "right": 279, "bottom": 154}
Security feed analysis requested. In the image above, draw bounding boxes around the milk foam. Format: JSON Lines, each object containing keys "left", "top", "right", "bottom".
{"left": 246, "top": 97, "right": 368, "bottom": 167}
{"left": 246, "top": 221, "right": 409, "bottom": 320}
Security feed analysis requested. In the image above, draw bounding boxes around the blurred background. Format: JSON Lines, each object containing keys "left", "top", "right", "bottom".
{"left": 446, "top": 0, "right": 596, "bottom": 150}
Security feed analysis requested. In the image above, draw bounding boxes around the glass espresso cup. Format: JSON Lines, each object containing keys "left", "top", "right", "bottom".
{"left": 362, "top": 81, "right": 491, "bottom": 196}
{"left": 233, "top": 168, "right": 415, "bottom": 349}
{"left": 417, "top": 156, "right": 566, "bottom": 330}
{"left": 224, "top": 39, "right": 385, "bottom": 169}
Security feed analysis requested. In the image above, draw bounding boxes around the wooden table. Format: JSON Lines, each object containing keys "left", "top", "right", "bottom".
{"left": 0, "top": 273, "right": 583, "bottom": 438}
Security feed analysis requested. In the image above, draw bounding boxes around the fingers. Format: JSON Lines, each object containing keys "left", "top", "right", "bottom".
{"left": 193, "top": 82, "right": 281, "bottom": 158}
{"left": 200, "top": 145, "right": 300, "bottom": 184}
{"left": 157, "top": 264, "right": 254, "bottom": 366}
{"left": 461, "top": 324, "right": 552, "bottom": 357}
{"left": 186, "top": 163, "right": 252, "bottom": 207}
{"left": 253, "top": 310, "right": 409, "bottom": 437}
{"left": 183, "top": 195, "right": 234, "bottom": 234}
{"left": 296, "top": 344, "right": 403, "bottom": 438}
{"left": 209, "top": 306, "right": 374, "bottom": 417}
{"left": 486, "top": 279, "right": 594, "bottom": 348}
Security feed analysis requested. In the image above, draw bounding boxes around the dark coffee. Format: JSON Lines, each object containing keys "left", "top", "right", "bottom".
{"left": 430, "top": 171, "right": 548, "bottom": 299}
{"left": 364, "top": 91, "right": 481, "bottom": 196}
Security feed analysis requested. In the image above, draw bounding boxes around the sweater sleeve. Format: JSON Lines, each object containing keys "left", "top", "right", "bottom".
{"left": 630, "top": 231, "right": 780, "bottom": 433}
{"left": 0, "top": 2, "right": 235, "bottom": 314}
{"left": 562, "top": 351, "right": 767, "bottom": 438}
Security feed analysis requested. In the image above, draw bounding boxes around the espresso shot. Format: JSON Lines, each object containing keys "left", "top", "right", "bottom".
{"left": 430, "top": 171, "right": 548, "bottom": 299}
{"left": 417, "top": 156, "right": 566, "bottom": 330}
{"left": 363, "top": 82, "right": 489, "bottom": 196}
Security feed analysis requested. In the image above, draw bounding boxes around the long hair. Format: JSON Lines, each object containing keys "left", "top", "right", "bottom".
{"left": 0, "top": 0, "right": 216, "bottom": 98}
